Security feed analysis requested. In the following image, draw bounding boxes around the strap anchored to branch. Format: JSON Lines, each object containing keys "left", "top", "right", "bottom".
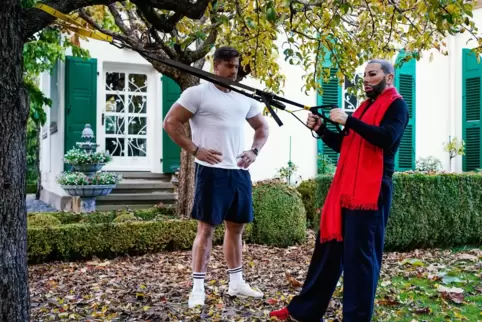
{"left": 34, "top": 3, "right": 347, "bottom": 135}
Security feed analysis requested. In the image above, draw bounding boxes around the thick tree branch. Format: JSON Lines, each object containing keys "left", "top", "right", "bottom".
{"left": 136, "top": 2, "right": 183, "bottom": 33}
{"left": 108, "top": 3, "right": 133, "bottom": 35}
{"left": 189, "top": 26, "right": 219, "bottom": 62}
{"left": 22, "top": 0, "right": 212, "bottom": 40}
{"left": 78, "top": 7, "right": 129, "bottom": 43}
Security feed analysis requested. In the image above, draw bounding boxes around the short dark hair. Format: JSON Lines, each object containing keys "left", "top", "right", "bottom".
{"left": 213, "top": 46, "right": 240, "bottom": 62}
{"left": 368, "top": 59, "right": 395, "bottom": 75}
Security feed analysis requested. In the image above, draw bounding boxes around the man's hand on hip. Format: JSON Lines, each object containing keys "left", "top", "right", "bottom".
{"left": 237, "top": 150, "right": 257, "bottom": 169}
{"left": 196, "top": 147, "right": 223, "bottom": 165}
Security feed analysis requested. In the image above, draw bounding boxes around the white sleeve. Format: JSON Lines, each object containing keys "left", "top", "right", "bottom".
{"left": 175, "top": 86, "right": 201, "bottom": 114}
{"left": 246, "top": 98, "right": 262, "bottom": 119}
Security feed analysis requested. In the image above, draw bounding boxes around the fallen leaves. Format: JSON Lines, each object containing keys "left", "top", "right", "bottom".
{"left": 28, "top": 231, "right": 482, "bottom": 321}
{"left": 437, "top": 285, "right": 464, "bottom": 304}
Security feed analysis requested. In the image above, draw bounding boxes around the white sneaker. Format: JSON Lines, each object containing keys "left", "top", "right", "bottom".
{"left": 188, "top": 288, "right": 205, "bottom": 308}
{"left": 227, "top": 281, "right": 263, "bottom": 298}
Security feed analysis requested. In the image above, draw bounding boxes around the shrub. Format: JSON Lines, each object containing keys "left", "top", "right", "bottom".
{"left": 296, "top": 179, "right": 317, "bottom": 228}
{"left": 251, "top": 179, "right": 306, "bottom": 247}
{"left": 113, "top": 213, "right": 139, "bottom": 223}
{"left": 314, "top": 172, "right": 482, "bottom": 251}
{"left": 28, "top": 218, "right": 253, "bottom": 264}
{"left": 27, "top": 213, "right": 62, "bottom": 227}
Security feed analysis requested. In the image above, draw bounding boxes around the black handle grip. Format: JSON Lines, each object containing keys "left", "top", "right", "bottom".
{"left": 309, "top": 105, "right": 344, "bottom": 135}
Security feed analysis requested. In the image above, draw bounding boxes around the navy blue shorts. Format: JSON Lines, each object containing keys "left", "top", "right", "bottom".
{"left": 191, "top": 163, "right": 254, "bottom": 226}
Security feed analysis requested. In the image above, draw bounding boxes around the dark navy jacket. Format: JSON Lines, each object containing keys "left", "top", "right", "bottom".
{"left": 316, "top": 98, "right": 409, "bottom": 178}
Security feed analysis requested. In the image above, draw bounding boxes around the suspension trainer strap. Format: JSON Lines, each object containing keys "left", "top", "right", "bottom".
{"left": 34, "top": 3, "right": 346, "bottom": 134}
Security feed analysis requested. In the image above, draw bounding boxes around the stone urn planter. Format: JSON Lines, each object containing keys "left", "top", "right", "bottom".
{"left": 57, "top": 124, "right": 122, "bottom": 213}
{"left": 60, "top": 183, "right": 118, "bottom": 213}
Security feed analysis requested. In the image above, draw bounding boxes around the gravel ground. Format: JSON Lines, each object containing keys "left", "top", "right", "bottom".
{"left": 26, "top": 194, "right": 57, "bottom": 213}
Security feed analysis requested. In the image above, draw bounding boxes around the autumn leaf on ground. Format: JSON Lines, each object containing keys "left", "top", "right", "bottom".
{"left": 28, "top": 232, "right": 482, "bottom": 321}
{"left": 437, "top": 285, "right": 465, "bottom": 304}
{"left": 285, "top": 272, "right": 302, "bottom": 288}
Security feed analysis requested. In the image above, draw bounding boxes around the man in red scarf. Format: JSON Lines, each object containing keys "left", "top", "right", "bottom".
{"left": 270, "top": 60, "right": 409, "bottom": 321}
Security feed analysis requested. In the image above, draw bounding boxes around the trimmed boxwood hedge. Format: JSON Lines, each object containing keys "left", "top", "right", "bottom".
{"left": 251, "top": 179, "right": 306, "bottom": 247}
{"left": 28, "top": 219, "right": 248, "bottom": 264}
{"left": 27, "top": 172, "right": 482, "bottom": 263}
{"left": 313, "top": 172, "right": 482, "bottom": 251}
{"left": 27, "top": 179, "right": 307, "bottom": 263}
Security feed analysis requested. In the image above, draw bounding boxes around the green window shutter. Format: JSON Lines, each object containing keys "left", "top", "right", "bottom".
{"left": 64, "top": 56, "right": 97, "bottom": 163}
{"left": 462, "top": 48, "right": 482, "bottom": 171}
{"left": 394, "top": 51, "right": 416, "bottom": 171}
{"left": 161, "top": 75, "right": 182, "bottom": 173}
{"left": 316, "top": 52, "right": 342, "bottom": 170}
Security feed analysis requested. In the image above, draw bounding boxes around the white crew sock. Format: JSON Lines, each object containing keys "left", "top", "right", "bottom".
{"left": 192, "top": 272, "right": 205, "bottom": 291}
{"left": 228, "top": 266, "right": 243, "bottom": 284}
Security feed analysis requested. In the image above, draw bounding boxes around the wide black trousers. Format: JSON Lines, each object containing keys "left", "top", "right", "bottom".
{"left": 287, "top": 177, "right": 393, "bottom": 322}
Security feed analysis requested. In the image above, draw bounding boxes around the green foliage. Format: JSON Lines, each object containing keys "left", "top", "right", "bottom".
{"left": 251, "top": 179, "right": 306, "bottom": 247}
{"left": 296, "top": 178, "right": 317, "bottom": 228}
{"left": 27, "top": 218, "right": 252, "bottom": 264}
{"left": 313, "top": 172, "right": 482, "bottom": 251}
{"left": 443, "top": 136, "right": 465, "bottom": 168}
{"left": 317, "top": 154, "right": 336, "bottom": 175}
{"left": 113, "top": 213, "right": 139, "bottom": 223}
{"left": 27, "top": 213, "right": 62, "bottom": 227}
{"left": 57, "top": 172, "right": 122, "bottom": 185}
{"left": 64, "top": 148, "right": 112, "bottom": 165}
{"left": 26, "top": 118, "right": 40, "bottom": 185}
{"left": 275, "top": 160, "right": 300, "bottom": 185}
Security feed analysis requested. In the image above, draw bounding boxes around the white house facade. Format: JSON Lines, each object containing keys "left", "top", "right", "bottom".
{"left": 38, "top": 8, "right": 482, "bottom": 211}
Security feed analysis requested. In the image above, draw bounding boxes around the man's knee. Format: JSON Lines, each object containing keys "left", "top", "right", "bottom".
{"left": 224, "top": 221, "right": 245, "bottom": 236}
{"left": 196, "top": 221, "right": 215, "bottom": 242}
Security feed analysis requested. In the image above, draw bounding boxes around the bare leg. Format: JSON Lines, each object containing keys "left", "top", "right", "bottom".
{"left": 223, "top": 221, "right": 245, "bottom": 269}
{"left": 188, "top": 221, "right": 215, "bottom": 308}
{"left": 192, "top": 220, "right": 215, "bottom": 272}
{"left": 223, "top": 220, "right": 263, "bottom": 298}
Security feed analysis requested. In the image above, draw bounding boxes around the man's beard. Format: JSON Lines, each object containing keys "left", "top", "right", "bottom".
{"left": 365, "top": 78, "right": 386, "bottom": 99}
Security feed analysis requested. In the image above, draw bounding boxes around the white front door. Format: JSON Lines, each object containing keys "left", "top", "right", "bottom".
{"left": 98, "top": 64, "right": 153, "bottom": 171}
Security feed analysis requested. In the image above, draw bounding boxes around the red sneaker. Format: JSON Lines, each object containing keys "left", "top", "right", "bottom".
{"left": 269, "top": 307, "right": 291, "bottom": 320}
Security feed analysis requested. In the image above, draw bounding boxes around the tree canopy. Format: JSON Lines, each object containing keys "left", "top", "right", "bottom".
{"left": 22, "top": 0, "right": 482, "bottom": 98}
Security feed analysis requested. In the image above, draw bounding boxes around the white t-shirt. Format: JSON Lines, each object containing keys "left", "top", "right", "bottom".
{"left": 175, "top": 82, "right": 262, "bottom": 170}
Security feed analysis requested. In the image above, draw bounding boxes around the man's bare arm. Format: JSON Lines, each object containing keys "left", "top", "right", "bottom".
{"left": 162, "top": 103, "right": 197, "bottom": 155}
{"left": 247, "top": 113, "right": 269, "bottom": 151}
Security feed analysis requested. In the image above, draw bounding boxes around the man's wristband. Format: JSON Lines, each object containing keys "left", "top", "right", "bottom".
{"left": 251, "top": 148, "right": 259, "bottom": 156}
{"left": 192, "top": 146, "right": 199, "bottom": 156}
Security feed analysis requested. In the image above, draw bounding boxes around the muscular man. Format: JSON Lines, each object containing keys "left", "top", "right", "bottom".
{"left": 163, "top": 46, "right": 269, "bottom": 308}
{"left": 270, "top": 59, "right": 409, "bottom": 321}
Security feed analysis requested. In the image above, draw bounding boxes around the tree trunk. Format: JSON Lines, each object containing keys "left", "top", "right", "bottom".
{"left": 176, "top": 123, "right": 196, "bottom": 217}
{"left": 176, "top": 76, "right": 201, "bottom": 217}
{"left": 0, "top": 0, "right": 31, "bottom": 321}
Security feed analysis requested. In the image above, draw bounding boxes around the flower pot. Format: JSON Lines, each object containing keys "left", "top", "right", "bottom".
{"left": 60, "top": 184, "right": 117, "bottom": 213}
{"left": 60, "top": 184, "right": 116, "bottom": 197}
{"left": 71, "top": 163, "right": 105, "bottom": 175}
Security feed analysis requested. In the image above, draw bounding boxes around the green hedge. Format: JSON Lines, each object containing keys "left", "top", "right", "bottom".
{"left": 314, "top": 172, "right": 482, "bottom": 251}
{"left": 251, "top": 180, "right": 306, "bottom": 247}
{"left": 296, "top": 178, "right": 317, "bottom": 228}
{"left": 28, "top": 182, "right": 307, "bottom": 264}
{"left": 28, "top": 219, "right": 248, "bottom": 264}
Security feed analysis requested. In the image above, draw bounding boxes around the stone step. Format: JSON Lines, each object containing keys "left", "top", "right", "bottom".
{"left": 114, "top": 171, "right": 172, "bottom": 181}
{"left": 94, "top": 204, "right": 176, "bottom": 212}
{"left": 96, "top": 191, "right": 177, "bottom": 205}
{"left": 112, "top": 179, "right": 174, "bottom": 193}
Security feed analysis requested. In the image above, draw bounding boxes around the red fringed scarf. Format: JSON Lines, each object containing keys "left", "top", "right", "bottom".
{"left": 319, "top": 87, "right": 402, "bottom": 243}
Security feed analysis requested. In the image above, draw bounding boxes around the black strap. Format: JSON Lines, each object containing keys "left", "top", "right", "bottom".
{"left": 111, "top": 38, "right": 344, "bottom": 133}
